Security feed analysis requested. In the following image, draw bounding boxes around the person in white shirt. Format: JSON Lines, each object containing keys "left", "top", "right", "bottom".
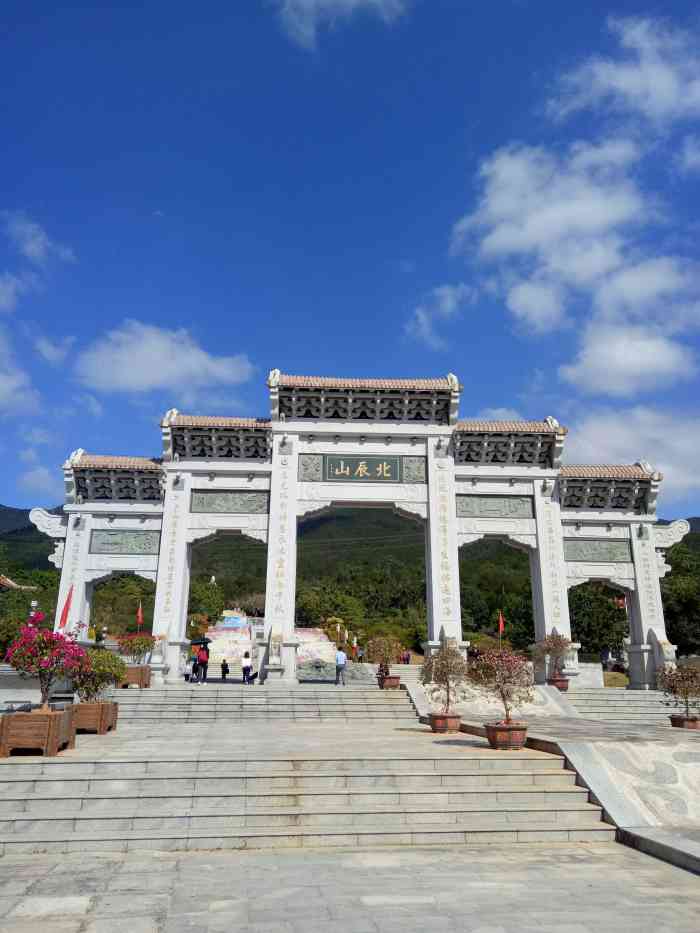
{"left": 335, "top": 648, "right": 347, "bottom": 686}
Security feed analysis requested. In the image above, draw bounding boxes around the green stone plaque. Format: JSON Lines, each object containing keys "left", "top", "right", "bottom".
{"left": 564, "top": 539, "right": 632, "bottom": 563}
{"left": 90, "top": 530, "right": 161, "bottom": 555}
{"left": 324, "top": 455, "right": 402, "bottom": 483}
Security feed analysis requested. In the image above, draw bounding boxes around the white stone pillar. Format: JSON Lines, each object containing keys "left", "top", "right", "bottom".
{"left": 627, "top": 523, "right": 674, "bottom": 690}
{"left": 424, "top": 531, "right": 434, "bottom": 641}
{"left": 264, "top": 435, "right": 299, "bottom": 682}
{"left": 531, "top": 481, "right": 574, "bottom": 682}
{"left": 54, "top": 513, "right": 92, "bottom": 636}
{"left": 425, "top": 436, "right": 462, "bottom": 646}
{"left": 152, "top": 470, "right": 191, "bottom": 683}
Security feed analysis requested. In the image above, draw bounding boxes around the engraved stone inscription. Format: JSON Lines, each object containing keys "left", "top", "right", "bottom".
{"left": 456, "top": 495, "right": 534, "bottom": 519}
{"left": 190, "top": 491, "right": 269, "bottom": 514}
{"left": 90, "top": 530, "right": 161, "bottom": 555}
{"left": 402, "top": 456, "right": 427, "bottom": 483}
{"left": 299, "top": 455, "right": 427, "bottom": 484}
{"left": 564, "top": 539, "right": 633, "bottom": 563}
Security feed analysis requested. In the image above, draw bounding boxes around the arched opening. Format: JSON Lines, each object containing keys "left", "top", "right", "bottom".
{"left": 567, "top": 580, "right": 630, "bottom": 684}
{"left": 458, "top": 536, "right": 534, "bottom": 652}
{"left": 186, "top": 530, "right": 268, "bottom": 682}
{"left": 294, "top": 505, "right": 428, "bottom": 671}
{"left": 89, "top": 572, "right": 156, "bottom": 638}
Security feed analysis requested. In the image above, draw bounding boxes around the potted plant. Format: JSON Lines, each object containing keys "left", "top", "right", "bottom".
{"left": 531, "top": 634, "right": 571, "bottom": 691}
{"left": 1, "top": 625, "right": 86, "bottom": 757}
{"left": 116, "top": 633, "right": 156, "bottom": 688}
{"left": 420, "top": 642, "right": 468, "bottom": 733}
{"left": 71, "top": 648, "right": 127, "bottom": 734}
{"left": 366, "top": 636, "right": 403, "bottom": 689}
{"left": 657, "top": 666, "right": 700, "bottom": 730}
{"left": 468, "top": 648, "right": 534, "bottom": 750}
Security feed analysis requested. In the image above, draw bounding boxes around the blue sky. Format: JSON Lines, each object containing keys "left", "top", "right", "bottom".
{"left": 2, "top": 1, "right": 700, "bottom": 517}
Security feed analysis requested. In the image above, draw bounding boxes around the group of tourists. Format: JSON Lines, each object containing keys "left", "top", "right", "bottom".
{"left": 186, "top": 646, "right": 256, "bottom": 685}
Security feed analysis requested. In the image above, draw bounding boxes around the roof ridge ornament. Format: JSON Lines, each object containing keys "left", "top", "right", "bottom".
{"left": 545, "top": 415, "right": 560, "bottom": 431}
{"left": 268, "top": 368, "right": 281, "bottom": 388}
{"left": 163, "top": 408, "right": 179, "bottom": 426}
{"left": 68, "top": 448, "right": 85, "bottom": 465}
{"left": 447, "top": 373, "right": 460, "bottom": 391}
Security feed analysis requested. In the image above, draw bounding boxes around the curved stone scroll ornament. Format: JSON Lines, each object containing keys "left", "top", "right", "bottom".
{"left": 652, "top": 519, "right": 690, "bottom": 549}
{"left": 49, "top": 541, "right": 65, "bottom": 569}
{"left": 394, "top": 502, "right": 427, "bottom": 523}
{"left": 30, "top": 508, "right": 67, "bottom": 539}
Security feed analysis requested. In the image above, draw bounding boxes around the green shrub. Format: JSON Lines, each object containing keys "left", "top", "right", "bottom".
{"left": 73, "top": 649, "right": 127, "bottom": 701}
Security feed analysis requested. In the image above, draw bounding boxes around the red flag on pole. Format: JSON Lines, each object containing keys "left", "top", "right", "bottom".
{"left": 498, "top": 610, "right": 505, "bottom": 634}
{"left": 136, "top": 601, "right": 144, "bottom": 630}
{"left": 58, "top": 585, "right": 74, "bottom": 629}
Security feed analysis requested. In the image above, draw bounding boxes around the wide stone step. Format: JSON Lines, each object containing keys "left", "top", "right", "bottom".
{"left": 0, "top": 754, "right": 566, "bottom": 777}
{"left": 0, "top": 769, "right": 577, "bottom": 797}
{"left": 0, "top": 802, "right": 605, "bottom": 834}
{"left": 0, "top": 786, "right": 590, "bottom": 816}
{"left": 0, "top": 819, "right": 616, "bottom": 855}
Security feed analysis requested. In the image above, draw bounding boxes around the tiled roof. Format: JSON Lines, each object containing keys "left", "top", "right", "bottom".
{"left": 455, "top": 420, "right": 567, "bottom": 434}
{"left": 69, "top": 454, "right": 162, "bottom": 471}
{"left": 167, "top": 415, "right": 272, "bottom": 429}
{"left": 277, "top": 374, "right": 457, "bottom": 391}
{"left": 561, "top": 465, "right": 660, "bottom": 480}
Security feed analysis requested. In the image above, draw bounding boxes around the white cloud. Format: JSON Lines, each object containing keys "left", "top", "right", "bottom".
{"left": 0, "top": 272, "right": 30, "bottom": 312}
{"left": 678, "top": 135, "right": 700, "bottom": 172}
{"left": 74, "top": 320, "right": 255, "bottom": 401}
{"left": 2, "top": 211, "right": 75, "bottom": 266}
{"left": 405, "top": 283, "right": 475, "bottom": 350}
{"left": 19, "top": 448, "right": 39, "bottom": 464}
{"left": 35, "top": 335, "right": 75, "bottom": 365}
{"left": 550, "top": 17, "right": 700, "bottom": 125}
{"left": 18, "top": 464, "right": 63, "bottom": 501}
{"left": 22, "top": 427, "right": 55, "bottom": 446}
{"left": 506, "top": 279, "right": 566, "bottom": 332}
{"left": 0, "top": 331, "right": 40, "bottom": 416}
{"left": 274, "top": 0, "right": 407, "bottom": 48}
{"left": 565, "top": 405, "right": 700, "bottom": 506}
{"left": 74, "top": 393, "right": 103, "bottom": 417}
{"left": 474, "top": 407, "right": 523, "bottom": 421}
{"left": 559, "top": 324, "right": 696, "bottom": 397}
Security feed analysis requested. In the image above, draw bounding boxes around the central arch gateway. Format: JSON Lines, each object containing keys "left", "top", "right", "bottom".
{"left": 31, "top": 370, "right": 689, "bottom": 690}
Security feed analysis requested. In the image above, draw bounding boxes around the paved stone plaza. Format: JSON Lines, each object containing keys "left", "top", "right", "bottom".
{"left": 1, "top": 840, "right": 699, "bottom": 933}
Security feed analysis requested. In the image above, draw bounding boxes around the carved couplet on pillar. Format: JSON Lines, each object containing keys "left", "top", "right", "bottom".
{"left": 54, "top": 513, "right": 92, "bottom": 633}
{"left": 629, "top": 525, "right": 668, "bottom": 645}
{"left": 532, "top": 483, "right": 572, "bottom": 642}
{"left": 264, "top": 440, "right": 299, "bottom": 641}
{"left": 152, "top": 475, "right": 189, "bottom": 642}
{"left": 426, "top": 438, "right": 461, "bottom": 642}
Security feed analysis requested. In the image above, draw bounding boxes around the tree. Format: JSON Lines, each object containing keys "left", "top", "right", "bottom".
{"left": 568, "top": 583, "right": 628, "bottom": 655}
{"left": 661, "top": 543, "right": 700, "bottom": 657}
{"left": 188, "top": 578, "right": 225, "bottom": 620}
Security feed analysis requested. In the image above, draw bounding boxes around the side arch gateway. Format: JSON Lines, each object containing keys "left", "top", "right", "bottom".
{"left": 31, "top": 371, "right": 688, "bottom": 690}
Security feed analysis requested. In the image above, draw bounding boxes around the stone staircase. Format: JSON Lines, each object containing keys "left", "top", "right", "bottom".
{"left": 568, "top": 688, "right": 672, "bottom": 725}
{"left": 113, "top": 684, "right": 418, "bottom": 723}
{"left": 0, "top": 748, "right": 614, "bottom": 855}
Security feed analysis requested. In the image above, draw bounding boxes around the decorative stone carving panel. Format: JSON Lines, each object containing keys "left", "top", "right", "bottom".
{"left": 190, "top": 490, "right": 270, "bottom": 514}
{"left": 453, "top": 432, "right": 555, "bottom": 468}
{"left": 298, "top": 455, "right": 323, "bottom": 482}
{"left": 402, "top": 457, "right": 427, "bottom": 483}
{"left": 90, "top": 530, "right": 161, "bottom": 555}
{"left": 278, "top": 389, "right": 451, "bottom": 424}
{"left": 560, "top": 478, "right": 649, "bottom": 513}
{"left": 171, "top": 427, "right": 271, "bottom": 461}
{"left": 456, "top": 495, "right": 534, "bottom": 519}
{"left": 74, "top": 469, "right": 162, "bottom": 502}
{"left": 563, "top": 539, "right": 632, "bottom": 562}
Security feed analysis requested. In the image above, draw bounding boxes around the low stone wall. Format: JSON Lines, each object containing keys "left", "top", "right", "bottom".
{"left": 570, "top": 662, "right": 604, "bottom": 689}
{"left": 297, "top": 661, "right": 376, "bottom": 683}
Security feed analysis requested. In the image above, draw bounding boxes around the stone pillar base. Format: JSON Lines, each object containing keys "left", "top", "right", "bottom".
{"left": 627, "top": 644, "right": 655, "bottom": 690}
{"left": 164, "top": 641, "right": 189, "bottom": 684}
{"left": 423, "top": 640, "right": 470, "bottom": 659}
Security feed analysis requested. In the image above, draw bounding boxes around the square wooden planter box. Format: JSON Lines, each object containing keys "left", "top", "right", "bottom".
{"left": 74, "top": 701, "right": 119, "bottom": 735}
{"left": 0, "top": 706, "right": 76, "bottom": 757}
{"left": 118, "top": 665, "right": 151, "bottom": 689}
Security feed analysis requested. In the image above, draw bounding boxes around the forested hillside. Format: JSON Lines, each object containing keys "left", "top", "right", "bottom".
{"left": 1, "top": 506, "right": 698, "bottom": 656}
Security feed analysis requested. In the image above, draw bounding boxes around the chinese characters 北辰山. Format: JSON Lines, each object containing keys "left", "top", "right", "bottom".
{"left": 376, "top": 462, "right": 392, "bottom": 479}
{"left": 333, "top": 461, "right": 350, "bottom": 477}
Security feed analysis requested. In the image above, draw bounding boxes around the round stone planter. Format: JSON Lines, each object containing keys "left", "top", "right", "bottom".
{"left": 378, "top": 675, "right": 401, "bottom": 690}
{"left": 429, "top": 713, "right": 461, "bottom": 733}
{"left": 669, "top": 715, "right": 699, "bottom": 730}
{"left": 74, "top": 701, "right": 119, "bottom": 735}
{"left": 484, "top": 721, "right": 528, "bottom": 750}
{"left": 547, "top": 676, "right": 569, "bottom": 692}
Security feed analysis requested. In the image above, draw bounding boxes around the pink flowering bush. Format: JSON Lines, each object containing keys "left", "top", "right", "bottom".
{"left": 468, "top": 648, "right": 534, "bottom": 723}
{"left": 5, "top": 625, "right": 88, "bottom": 707}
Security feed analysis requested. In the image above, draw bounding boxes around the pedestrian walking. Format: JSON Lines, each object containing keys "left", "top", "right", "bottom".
{"left": 221, "top": 659, "right": 229, "bottom": 682}
{"left": 335, "top": 647, "right": 347, "bottom": 686}
{"left": 242, "top": 651, "right": 253, "bottom": 685}
{"left": 197, "top": 646, "right": 209, "bottom": 684}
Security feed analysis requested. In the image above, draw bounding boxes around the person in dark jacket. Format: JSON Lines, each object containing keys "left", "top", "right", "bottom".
{"left": 221, "top": 659, "right": 229, "bottom": 682}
